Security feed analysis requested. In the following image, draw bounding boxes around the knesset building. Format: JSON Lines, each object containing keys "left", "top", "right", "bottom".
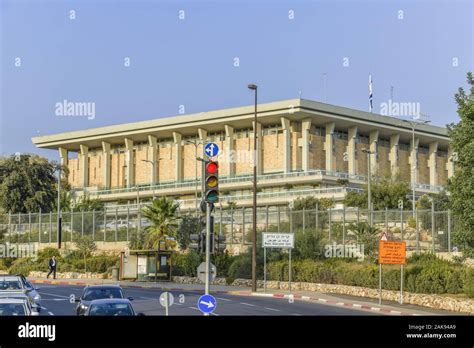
{"left": 32, "top": 98, "right": 453, "bottom": 210}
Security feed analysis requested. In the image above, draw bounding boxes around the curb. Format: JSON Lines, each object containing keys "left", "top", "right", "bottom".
{"left": 31, "top": 279, "right": 419, "bottom": 316}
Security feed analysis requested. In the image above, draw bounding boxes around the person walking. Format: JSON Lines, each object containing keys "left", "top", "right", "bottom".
{"left": 47, "top": 255, "right": 57, "bottom": 279}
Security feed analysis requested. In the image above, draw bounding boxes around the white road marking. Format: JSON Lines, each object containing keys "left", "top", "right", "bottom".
{"left": 216, "top": 297, "right": 231, "bottom": 302}
{"left": 264, "top": 307, "right": 280, "bottom": 312}
{"left": 188, "top": 307, "right": 200, "bottom": 311}
{"left": 38, "top": 292, "right": 71, "bottom": 299}
{"left": 48, "top": 312, "right": 54, "bottom": 316}
{"left": 210, "top": 312, "right": 220, "bottom": 316}
{"left": 291, "top": 313, "right": 302, "bottom": 316}
{"left": 240, "top": 302, "right": 256, "bottom": 307}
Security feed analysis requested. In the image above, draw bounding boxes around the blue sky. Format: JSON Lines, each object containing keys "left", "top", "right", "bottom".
{"left": 1, "top": 0, "right": 473, "bottom": 160}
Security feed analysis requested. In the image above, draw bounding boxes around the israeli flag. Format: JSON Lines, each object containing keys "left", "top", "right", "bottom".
{"left": 369, "top": 75, "right": 373, "bottom": 112}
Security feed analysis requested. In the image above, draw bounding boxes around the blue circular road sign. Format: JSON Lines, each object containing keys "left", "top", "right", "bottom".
{"left": 197, "top": 294, "right": 217, "bottom": 314}
{"left": 204, "top": 142, "right": 219, "bottom": 158}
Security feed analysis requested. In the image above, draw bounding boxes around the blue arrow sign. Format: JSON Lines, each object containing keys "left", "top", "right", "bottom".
{"left": 204, "top": 142, "right": 219, "bottom": 158}
{"left": 197, "top": 294, "right": 217, "bottom": 314}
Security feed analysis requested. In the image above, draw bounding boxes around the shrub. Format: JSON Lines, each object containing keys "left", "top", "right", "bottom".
{"left": 172, "top": 251, "right": 201, "bottom": 277}
{"left": 462, "top": 268, "right": 474, "bottom": 298}
{"left": 8, "top": 258, "right": 35, "bottom": 276}
{"left": 407, "top": 217, "right": 416, "bottom": 229}
{"left": 85, "top": 255, "right": 119, "bottom": 274}
{"left": 228, "top": 255, "right": 253, "bottom": 280}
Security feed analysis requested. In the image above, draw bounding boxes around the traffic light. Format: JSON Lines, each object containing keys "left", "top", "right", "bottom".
{"left": 214, "top": 234, "right": 226, "bottom": 253}
{"left": 189, "top": 234, "right": 202, "bottom": 253}
{"left": 204, "top": 160, "right": 219, "bottom": 203}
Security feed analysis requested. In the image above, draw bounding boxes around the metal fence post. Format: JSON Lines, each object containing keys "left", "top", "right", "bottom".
{"left": 230, "top": 208, "right": 234, "bottom": 248}
{"left": 38, "top": 210, "right": 42, "bottom": 243}
{"left": 302, "top": 208, "right": 305, "bottom": 234}
{"left": 92, "top": 210, "right": 96, "bottom": 241}
{"left": 357, "top": 206, "right": 360, "bottom": 224}
{"left": 431, "top": 202, "right": 435, "bottom": 252}
{"left": 127, "top": 207, "right": 130, "bottom": 242}
{"left": 342, "top": 205, "right": 346, "bottom": 247}
{"left": 49, "top": 211, "right": 52, "bottom": 244}
{"left": 8, "top": 212, "right": 11, "bottom": 245}
{"left": 115, "top": 207, "right": 118, "bottom": 242}
{"left": 447, "top": 209, "right": 451, "bottom": 253}
{"left": 315, "top": 203, "right": 319, "bottom": 231}
{"left": 385, "top": 207, "right": 388, "bottom": 233}
{"left": 28, "top": 212, "right": 32, "bottom": 243}
{"left": 265, "top": 205, "right": 269, "bottom": 233}
{"left": 241, "top": 207, "right": 245, "bottom": 246}
{"left": 81, "top": 210, "right": 84, "bottom": 237}
{"left": 277, "top": 206, "right": 281, "bottom": 233}
{"left": 400, "top": 207, "right": 404, "bottom": 242}
{"left": 290, "top": 207, "right": 293, "bottom": 234}
{"left": 18, "top": 212, "right": 21, "bottom": 245}
{"left": 219, "top": 204, "right": 223, "bottom": 235}
{"left": 329, "top": 208, "right": 332, "bottom": 243}
{"left": 71, "top": 208, "right": 74, "bottom": 243}
{"left": 104, "top": 209, "right": 107, "bottom": 242}
{"left": 415, "top": 209, "right": 419, "bottom": 252}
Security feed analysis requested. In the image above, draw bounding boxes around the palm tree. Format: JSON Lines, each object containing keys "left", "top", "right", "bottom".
{"left": 141, "top": 197, "right": 179, "bottom": 250}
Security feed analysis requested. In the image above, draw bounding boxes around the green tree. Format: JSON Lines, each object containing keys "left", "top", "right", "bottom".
{"left": 343, "top": 176, "right": 411, "bottom": 210}
{"left": 177, "top": 215, "right": 202, "bottom": 250}
{"left": 74, "top": 234, "right": 97, "bottom": 272}
{"left": 141, "top": 197, "right": 179, "bottom": 249}
{"left": 447, "top": 72, "right": 474, "bottom": 252}
{"left": 0, "top": 155, "right": 59, "bottom": 213}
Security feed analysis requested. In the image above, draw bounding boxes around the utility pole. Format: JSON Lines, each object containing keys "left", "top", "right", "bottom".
{"left": 402, "top": 119, "right": 431, "bottom": 217}
{"left": 362, "top": 149, "right": 374, "bottom": 226}
{"left": 248, "top": 83, "right": 258, "bottom": 293}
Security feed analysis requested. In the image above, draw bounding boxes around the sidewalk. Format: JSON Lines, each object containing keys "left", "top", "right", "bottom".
{"left": 30, "top": 277, "right": 458, "bottom": 316}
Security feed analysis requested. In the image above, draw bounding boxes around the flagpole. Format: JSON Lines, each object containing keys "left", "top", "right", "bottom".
{"left": 369, "top": 74, "right": 373, "bottom": 113}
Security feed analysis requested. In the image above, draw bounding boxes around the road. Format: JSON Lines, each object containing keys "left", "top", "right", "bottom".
{"left": 36, "top": 283, "right": 379, "bottom": 316}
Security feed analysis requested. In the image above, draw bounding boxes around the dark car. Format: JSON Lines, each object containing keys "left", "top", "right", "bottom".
{"left": 83, "top": 298, "right": 144, "bottom": 316}
{"left": 75, "top": 285, "right": 133, "bottom": 316}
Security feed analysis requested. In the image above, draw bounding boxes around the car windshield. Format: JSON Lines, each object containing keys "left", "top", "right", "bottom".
{"left": 82, "top": 288, "right": 123, "bottom": 301}
{"left": 88, "top": 303, "right": 134, "bottom": 316}
{"left": 0, "top": 280, "right": 23, "bottom": 291}
{"left": 0, "top": 303, "right": 26, "bottom": 316}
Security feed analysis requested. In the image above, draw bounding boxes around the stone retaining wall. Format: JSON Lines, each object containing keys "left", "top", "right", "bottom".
{"left": 172, "top": 276, "right": 474, "bottom": 315}
{"left": 29, "top": 271, "right": 108, "bottom": 279}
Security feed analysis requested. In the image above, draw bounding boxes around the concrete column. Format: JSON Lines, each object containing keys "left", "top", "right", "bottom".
{"left": 389, "top": 134, "right": 400, "bottom": 176}
{"left": 79, "top": 144, "right": 89, "bottom": 188}
{"left": 101, "top": 142, "right": 111, "bottom": 188}
{"left": 124, "top": 138, "right": 134, "bottom": 187}
{"left": 58, "top": 147, "right": 68, "bottom": 179}
{"left": 369, "top": 130, "right": 379, "bottom": 175}
{"left": 301, "top": 118, "right": 312, "bottom": 172}
{"left": 281, "top": 117, "right": 291, "bottom": 173}
{"left": 409, "top": 137, "right": 420, "bottom": 186}
{"left": 324, "top": 122, "right": 336, "bottom": 172}
{"left": 347, "top": 126, "right": 357, "bottom": 175}
{"left": 225, "top": 125, "right": 235, "bottom": 177}
{"left": 252, "top": 121, "right": 262, "bottom": 175}
{"left": 148, "top": 135, "right": 158, "bottom": 184}
{"left": 428, "top": 141, "right": 438, "bottom": 186}
{"left": 173, "top": 132, "right": 183, "bottom": 182}
{"left": 446, "top": 145, "right": 455, "bottom": 179}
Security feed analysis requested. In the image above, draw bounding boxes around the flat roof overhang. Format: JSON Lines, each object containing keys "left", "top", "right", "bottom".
{"left": 32, "top": 98, "right": 450, "bottom": 152}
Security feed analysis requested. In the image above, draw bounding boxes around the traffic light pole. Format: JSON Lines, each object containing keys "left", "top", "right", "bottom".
{"left": 205, "top": 202, "right": 211, "bottom": 297}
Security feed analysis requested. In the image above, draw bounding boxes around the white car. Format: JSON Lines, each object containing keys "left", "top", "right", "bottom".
{"left": 0, "top": 275, "right": 42, "bottom": 311}
{"left": 0, "top": 298, "right": 39, "bottom": 316}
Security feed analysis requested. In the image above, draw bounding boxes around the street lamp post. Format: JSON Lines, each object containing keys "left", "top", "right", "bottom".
{"left": 402, "top": 119, "right": 431, "bottom": 217}
{"left": 56, "top": 164, "right": 62, "bottom": 249}
{"left": 185, "top": 139, "right": 202, "bottom": 215}
{"left": 362, "top": 149, "right": 375, "bottom": 226}
{"left": 248, "top": 83, "right": 258, "bottom": 293}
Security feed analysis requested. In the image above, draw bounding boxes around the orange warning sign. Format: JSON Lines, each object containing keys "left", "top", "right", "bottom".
{"left": 379, "top": 241, "right": 406, "bottom": 265}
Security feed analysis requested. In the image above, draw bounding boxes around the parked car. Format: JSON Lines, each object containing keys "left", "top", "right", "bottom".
{"left": 75, "top": 285, "right": 133, "bottom": 316}
{"left": 83, "top": 298, "right": 144, "bottom": 316}
{"left": 0, "top": 275, "right": 41, "bottom": 311}
{"left": 0, "top": 292, "right": 40, "bottom": 315}
{"left": 0, "top": 298, "right": 39, "bottom": 316}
